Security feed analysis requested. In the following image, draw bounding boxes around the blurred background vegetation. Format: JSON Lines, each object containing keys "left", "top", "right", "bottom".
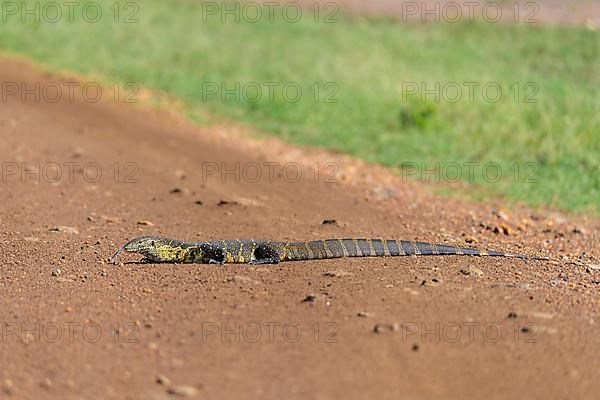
{"left": 1, "top": 0, "right": 598, "bottom": 212}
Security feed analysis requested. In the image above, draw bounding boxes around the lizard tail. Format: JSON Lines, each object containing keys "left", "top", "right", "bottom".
{"left": 283, "top": 239, "right": 548, "bottom": 262}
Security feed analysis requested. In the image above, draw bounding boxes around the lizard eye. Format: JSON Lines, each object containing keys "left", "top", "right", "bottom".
{"left": 151, "top": 241, "right": 156, "bottom": 246}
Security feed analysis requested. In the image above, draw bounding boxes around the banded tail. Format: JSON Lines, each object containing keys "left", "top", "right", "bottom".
{"left": 282, "top": 239, "right": 546, "bottom": 262}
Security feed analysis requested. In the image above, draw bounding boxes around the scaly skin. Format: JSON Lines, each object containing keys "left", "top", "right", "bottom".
{"left": 110, "top": 236, "right": 550, "bottom": 265}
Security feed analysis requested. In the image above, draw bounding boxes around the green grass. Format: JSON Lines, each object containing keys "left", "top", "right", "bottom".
{"left": 1, "top": 0, "right": 598, "bottom": 212}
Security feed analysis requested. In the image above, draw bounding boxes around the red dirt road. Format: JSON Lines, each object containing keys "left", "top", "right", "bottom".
{"left": 0, "top": 58, "right": 598, "bottom": 399}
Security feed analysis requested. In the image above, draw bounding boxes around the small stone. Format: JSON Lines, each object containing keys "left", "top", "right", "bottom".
{"left": 40, "top": 378, "right": 52, "bottom": 389}
{"left": 357, "top": 311, "right": 372, "bottom": 318}
{"left": 373, "top": 323, "right": 400, "bottom": 334}
{"left": 156, "top": 375, "right": 171, "bottom": 386}
{"left": 170, "top": 188, "right": 183, "bottom": 194}
{"left": 321, "top": 219, "right": 337, "bottom": 225}
{"left": 194, "top": 200, "right": 203, "bottom": 205}
{"left": 51, "top": 269, "right": 62, "bottom": 277}
{"left": 231, "top": 197, "right": 262, "bottom": 207}
{"left": 420, "top": 279, "right": 441, "bottom": 287}
{"left": 508, "top": 312, "right": 518, "bottom": 319}
{"left": 137, "top": 220, "right": 154, "bottom": 226}
{"left": 323, "top": 270, "right": 353, "bottom": 277}
{"left": 302, "top": 295, "right": 317, "bottom": 303}
{"left": 464, "top": 235, "right": 478, "bottom": 244}
{"left": 167, "top": 385, "right": 198, "bottom": 397}
{"left": 460, "top": 266, "right": 484, "bottom": 277}
{"left": 3, "top": 379, "right": 13, "bottom": 395}
{"left": 492, "top": 209, "right": 509, "bottom": 221}
{"left": 572, "top": 226, "right": 587, "bottom": 235}
{"left": 500, "top": 223, "right": 511, "bottom": 235}
{"left": 49, "top": 226, "right": 79, "bottom": 234}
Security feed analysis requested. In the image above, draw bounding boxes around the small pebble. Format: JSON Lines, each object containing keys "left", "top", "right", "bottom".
{"left": 302, "top": 295, "right": 317, "bottom": 303}
{"left": 40, "top": 378, "right": 52, "bottom": 389}
{"left": 323, "top": 270, "right": 353, "bottom": 277}
{"left": 460, "top": 266, "right": 484, "bottom": 278}
{"left": 156, "top": 375, "right": 171, "bottom": 386}
{"left": 465, "top": 235, "right": 478, "bottom": 244}
{"left": 420, "top": 279, "right": 441, "bottom": 286}
{"left": 167, "top": 385, "right": 198, "bottom": 397}
{"left": 49, "top": 226, "right": 79, "bottom": 234}
{"left": 373, "top": 323, "right": 399, "bottom": 334}
{"left": 2, "top": 379, "right": 13, "bottom": 395}
{"left": 492, "top": 210, "right": 509, "bottom": 221}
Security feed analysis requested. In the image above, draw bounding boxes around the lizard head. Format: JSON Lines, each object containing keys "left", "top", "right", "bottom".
{"left": 110, "top": 236, "right": 184, "bottom": 264}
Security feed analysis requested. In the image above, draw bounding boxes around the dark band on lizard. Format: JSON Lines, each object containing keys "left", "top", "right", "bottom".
{"left": 110, "top": 236, "right": 550, "bottom": 265}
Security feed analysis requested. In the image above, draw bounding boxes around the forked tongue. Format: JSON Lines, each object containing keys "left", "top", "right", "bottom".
{"left": 110, "top": 247, "right": 126, "bottom": 264}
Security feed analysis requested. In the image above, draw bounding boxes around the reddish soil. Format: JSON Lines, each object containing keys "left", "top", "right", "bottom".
{"left": 0, "top": 58, "right": 598, "bottom": 400}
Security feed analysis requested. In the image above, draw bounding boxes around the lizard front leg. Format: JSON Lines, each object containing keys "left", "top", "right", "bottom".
{"left": 198, "top": 244, "right": 227, "bottom": 265}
